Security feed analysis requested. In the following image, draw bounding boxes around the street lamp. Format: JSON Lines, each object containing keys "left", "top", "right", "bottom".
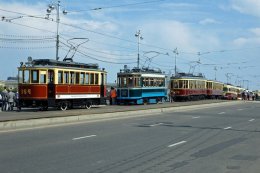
{"left": 46, "top": 1, "right": 67, "bottom": 61}
{"left": 135, "top": 30, "right": 143, "bottom": 69}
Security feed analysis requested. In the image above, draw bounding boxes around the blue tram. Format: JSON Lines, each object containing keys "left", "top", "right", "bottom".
{"left": 116, "top": 67, "right": 167, "bottom": 104}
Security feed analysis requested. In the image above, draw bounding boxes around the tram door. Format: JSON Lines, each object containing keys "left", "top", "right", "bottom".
{"left": 101, "top": 73, "right": 105, "bottom": 97}
{"left": 48, "top": 70, "right": 55, "bottom": 99}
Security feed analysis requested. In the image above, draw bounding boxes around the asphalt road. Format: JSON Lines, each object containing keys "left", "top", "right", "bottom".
{"left": 0, "top": 101, "right": 260, "bottom": 173}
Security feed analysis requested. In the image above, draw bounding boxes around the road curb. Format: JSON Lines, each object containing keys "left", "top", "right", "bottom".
{"left": 0, "top": 101, "right": 243, "bottom": 131}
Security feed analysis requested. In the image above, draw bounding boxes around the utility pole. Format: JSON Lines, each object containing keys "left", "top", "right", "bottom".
{"left": 214, "top": 66, "right": 217, "bottom": 80}
{"left": 225, "top": 73, "right": 233, "bottom": 84}
{"left": 173, "top": 48, "right": 178, "bottom": 76}
{"left": 46, "top": 1, "right": 67, "bottom": 61}
{"left": 135, "top": 30, "right": 143, "bottom": 69}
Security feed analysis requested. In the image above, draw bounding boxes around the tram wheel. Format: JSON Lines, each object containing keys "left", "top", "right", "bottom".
{"left": 85, "top": 102, "right": 92, "bottom": 109}
{"left": 60, "top": 101, "right": 68, "bottom": 111}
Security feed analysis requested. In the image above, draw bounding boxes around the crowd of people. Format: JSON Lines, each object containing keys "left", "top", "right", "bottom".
{"left": 241, "top": 90, "right": 258, "bottom": 101}
{"left": 0, "top": 86, "right": 19, "bottom": 112}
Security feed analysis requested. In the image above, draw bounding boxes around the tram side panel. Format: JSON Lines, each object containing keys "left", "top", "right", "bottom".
{"left": 19, "top": 84, "right": 48, "bottom": 107}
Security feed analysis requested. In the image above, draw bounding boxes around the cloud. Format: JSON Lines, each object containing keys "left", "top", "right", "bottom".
{"left": 199, "top": 18, "right": 220, "bottom": 25}
{"left": 230, "top": 0, "right": 260, "bottom": 17}
{"left": 140, "top": 20, "right": 221, "bottom": 62}
{"left": 233, "top": 27, "right": 260, "bottom": 46}
{"left": 249, "top": 28, "right": 260, "bottom": 36}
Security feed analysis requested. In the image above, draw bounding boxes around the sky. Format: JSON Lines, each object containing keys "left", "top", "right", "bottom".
{"left": 0, "top": 0, "right": 259, "bottom": 90}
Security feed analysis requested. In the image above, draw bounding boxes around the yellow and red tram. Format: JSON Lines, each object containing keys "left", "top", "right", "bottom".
{"left": 222, "top": 84, "right": 245, "bottom": 100}
{"left": 169, "top": 73, "right": 207, "bottom": 101}
{"left": 18, "top": 59, "right": 107, "bottom": 110}
{"left": 206, "top": 80, "right": 224, "bottom": 99}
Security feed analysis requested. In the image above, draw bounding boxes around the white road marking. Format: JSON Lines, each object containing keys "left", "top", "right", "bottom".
{"left": 218, "top": 112, "right": 226, "bottom": 115}
{"left": 249, "top": 119, "right": 255, "bottom": 122}
{"left": 150, "top": 123, "right": 163, "bottom": 127}
{"left": 224, "top": 126, "right": 232, "bottom": 130}
{"left": 237, "top": 109, "right": 244, "bottom": 111}
{"left": 168, "top": 141, "right": 187, "bottom": 148}
{"left": 73, "top": 135, "right": 97, "bottom": 140}
{"left": 192, "top": 116, "right": 200, "bottom": 119}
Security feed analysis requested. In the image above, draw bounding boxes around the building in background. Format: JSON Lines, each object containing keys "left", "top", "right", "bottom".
{"left": 0, "top": 77, "right": 18, "bottom": 91}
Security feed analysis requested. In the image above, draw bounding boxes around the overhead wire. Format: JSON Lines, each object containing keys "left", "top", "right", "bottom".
{"left": 66, "top": 0, "right": 167, "bottom": 13}
{"left": 1, "top": 5, "right": 259, "bottom": 71}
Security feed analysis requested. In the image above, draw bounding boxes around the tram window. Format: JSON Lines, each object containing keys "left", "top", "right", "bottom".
{"left": 123, "top": 77, "right": 127, "bottom": 87}
{"left": 85, "top": 73, "right": 89, "bottom": 84}
{"left": 144, "top": 78, "right": 149, "bottom": 87}
{"left": 173, "top": 81, "right": 178, "bottom": 88}
{"left": 206, "top": 82, "right": 209, "bottom": 89}
{"left": 179, "top": 80, "right": 183, "bottom": 88}
{"left": 64, "top": 71, "right": 69, "bottom": 84}
{"left": 150, "top": 78, "right": 154, "bottom": 86}
{"left": 48, "top": 70, "right": 54, "bottom": 84}
{"left": 90, "top": 73, "right": 94, "bottom": 85}
{"left": 75, "top": 72, "right": 80, "bottom": 84}
{"left": 58, "top": 71, "right": 63, "bottom": 84}
{"left": 189, "top": 81, "right": 193, "bottom": 89}
{"left": 146, "top": 78, "right": 150, "bottom": 86}
{"left": 80, "top": 72, "right": 85, "bottom": 84}
{"left": 40, "top": 74, "right": 46, "bottom": 84}
{"left": 104, "top": 74, "right": 107, "bottom": 85}
{"left": 158, "top": 79, "right": 161, "bottom": 86}
{"left": 117, "top": 77, "right": 121, "bottom": 87}
{"left": 70, "top": 72, "right": 75, "bottom": 84}
{"left": 95, "top": 73, "right": 99, "bottom": 85}
{"left": 31, "top": 70, "right": 39, "bottom": 83}
{"left": 134, "top": 77, "right": 140, "bottom": 87}
{"left": 128, "top": 76, "right": 134, "bottom": 87}
{"left": 23, "top": 70, "right": 30, "bottom": 83}
{"left": 18, "top": 70, "right": 23, "bottom": 84}
{"left": 161, "top": 78, "right": 165, "bottom": 87}
{"left": 182, "top": 80, "right": 187, "bottom": 88}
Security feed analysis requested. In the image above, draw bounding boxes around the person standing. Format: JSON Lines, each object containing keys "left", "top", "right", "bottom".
{"left": 8, "top": 89, "right": 15, "bottom": 111}
{"left": 1, "top": 86, "right": 8, "bottom": 111}
{"left": 110, "top": 87, "right": 117, "bottom": 105}
{"left": 0, "top": 94, "right": 2, "bottom": 112}
{"left": 15, "top": 92, "right": 21, "bottom": 111}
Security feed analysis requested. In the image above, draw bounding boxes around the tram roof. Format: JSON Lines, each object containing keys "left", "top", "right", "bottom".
{"left": 27, "top": 59, "right": 100, "bottom": 69}
{"left": 118, "top": 67, "right": 164, "bottom": 75}
{"left": 170, "top": 73, "right": 206, "bottom": 80}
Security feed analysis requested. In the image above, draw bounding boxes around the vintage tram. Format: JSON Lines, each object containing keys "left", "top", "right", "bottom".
{"left": 18, "top": 59, "right": 107, "bottom": 110}
{"left": 116, "top": 66, "right": 167, "bottom": 104}
{"left": 206, "top": 80, "right": 224, "bottom": 99}
{"left": 223, "top": 84, "right": 241, "bottom": 100}
{"left": 169, "top": 73, "right": 207, "bottom": 101}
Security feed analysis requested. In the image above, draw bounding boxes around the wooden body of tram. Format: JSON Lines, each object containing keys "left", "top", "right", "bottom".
{"left": 18, "top": 59, "right": 107, "bottom": 110}
{"left": 116, "top": 67, "right": 167, "bottom": 104}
